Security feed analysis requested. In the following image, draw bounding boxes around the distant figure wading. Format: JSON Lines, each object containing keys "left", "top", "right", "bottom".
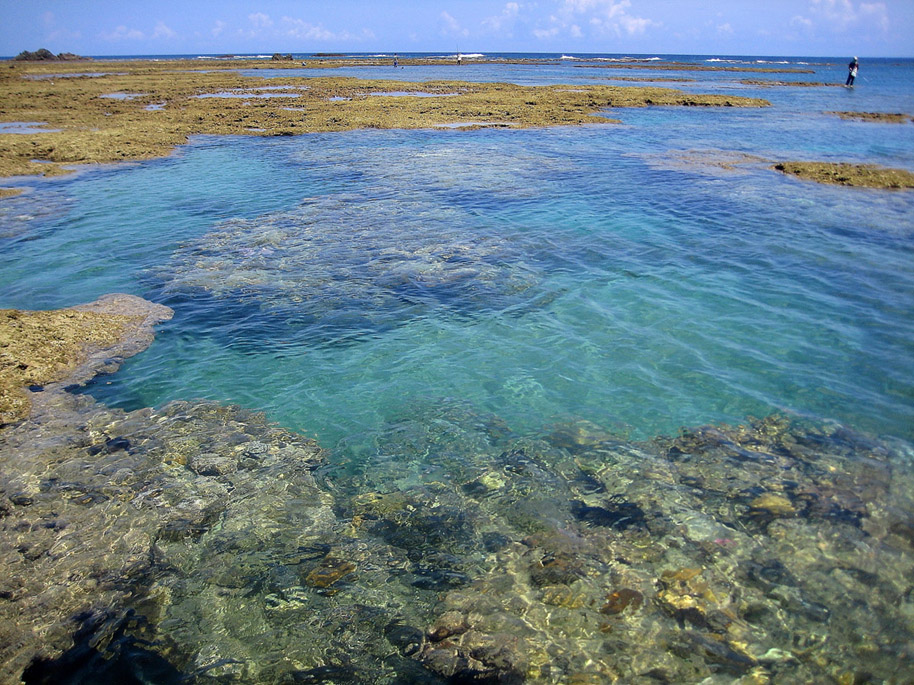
{"left": 846, "top": 57, "right": 858, "bottom": 86}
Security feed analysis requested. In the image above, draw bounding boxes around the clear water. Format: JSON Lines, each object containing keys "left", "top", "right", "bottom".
{"left": 1, "top": 56, "right": 913, "bottom": 453}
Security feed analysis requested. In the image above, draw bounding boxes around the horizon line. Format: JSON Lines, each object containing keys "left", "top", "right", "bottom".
{"left": 3, "top": 50, "right": 912, "bottom": 60}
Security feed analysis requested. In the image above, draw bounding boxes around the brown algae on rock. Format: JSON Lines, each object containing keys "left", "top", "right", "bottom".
{"left": 748, "top": 492, "right": 796, "bottom": 516}
{"left": 774, "top": 161, "right": 914, "bottom": 188}
{"left": 0, "top": 294, "right": 173, "bottom": 424}
{"left": 304, "top": 556, "right": 357, "bottom": 589}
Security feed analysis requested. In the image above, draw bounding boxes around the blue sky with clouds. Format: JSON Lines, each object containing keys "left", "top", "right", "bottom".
{"left": 2, "top": 1, "right": 911, "bottom": 57}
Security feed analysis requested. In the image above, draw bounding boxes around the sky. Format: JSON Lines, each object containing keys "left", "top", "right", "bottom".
{"left": 1, "top": 0, "right": 912, "bottom": 58}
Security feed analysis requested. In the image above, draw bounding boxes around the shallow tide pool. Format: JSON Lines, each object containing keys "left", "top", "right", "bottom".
{"left": 2, "top": 108, "right": 912, "bottom": 448}
{"left": 2, "top": 55, "right": 914, "bottom": 683}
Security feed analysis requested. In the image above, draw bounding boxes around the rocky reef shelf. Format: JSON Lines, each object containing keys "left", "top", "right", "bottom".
{"left": 0, "top": 57, "right": 770, "bottom": 180}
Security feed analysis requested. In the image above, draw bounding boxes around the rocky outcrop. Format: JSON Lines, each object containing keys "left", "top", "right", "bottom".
{"left": 774, "top": 161, "right": 914, "bottom": 188}
{"left": 13, "top": 49, "right": 89, "bottom": 61}
{"left": 0, "top": 294, "right": 173, "bottom": 425}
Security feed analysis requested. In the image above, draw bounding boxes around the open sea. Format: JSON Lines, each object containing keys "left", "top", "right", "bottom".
{"left": 2, "top": 53, "right": 914, "bottom": 683}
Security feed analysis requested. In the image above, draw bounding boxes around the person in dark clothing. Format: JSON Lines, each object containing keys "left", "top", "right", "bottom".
{"left": 846, "top": 57, "right": 858, "bottom": 86}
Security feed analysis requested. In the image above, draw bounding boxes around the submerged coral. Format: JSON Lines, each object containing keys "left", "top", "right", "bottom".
{"left": 151, "top": 191, "right": 546, "bottom": 344}
{"left": 1, "top": 303, "right": 913, "bottom": 683}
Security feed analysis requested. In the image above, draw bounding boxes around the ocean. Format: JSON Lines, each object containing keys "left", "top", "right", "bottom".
{"left": 1, "top": 53, "right": 913, "bottom": 683}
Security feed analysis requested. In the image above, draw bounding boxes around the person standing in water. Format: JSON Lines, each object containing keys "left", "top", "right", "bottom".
{"left": 846, "top": 57, "right": 858, "bottom": 86}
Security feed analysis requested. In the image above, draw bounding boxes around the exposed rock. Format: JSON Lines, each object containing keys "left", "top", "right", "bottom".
{"left": 0, "top": 57, "right": 769, "bottom": 179}
{"left": 773, "top": 161, "right": 914, "bottom": 188}
{"left": 741, "top": 79, "right": 835, "bottom": 87}
{"left": 13, "top": 49, "right": 88, "bottom": 61}
{"left": 0, "top": 295, "right": 173, "bottom": 425}
{"left": 828, "top": 111, "right": 914, "bottom": 124}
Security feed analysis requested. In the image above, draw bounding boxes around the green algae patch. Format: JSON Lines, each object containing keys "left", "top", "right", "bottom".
{"left": 0, "top": 58, "right": 769, "bottom": 180}
{"left": 773, "top": 161, "right": 914, "bottom": 188}
{"left": 0, "top": 295, "right": 173, "bottom": 424}
{"left": 828, "top": 111, "right": 914, "bottom": 124}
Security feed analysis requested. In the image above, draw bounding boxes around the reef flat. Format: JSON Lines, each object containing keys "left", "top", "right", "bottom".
{"left": 0, "top": 296, "right": 913, "bottom": 683}
{"left": 0, "top": 58, "right": 769, "bottom": 180}
{"left": 773, "top": 161, "right": 914, "bottom": 188}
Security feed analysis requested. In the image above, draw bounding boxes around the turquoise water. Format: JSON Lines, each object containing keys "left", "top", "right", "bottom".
{"left": 5, "top": 54, "right": 914, "bottom": 684}
{"left": 1, "top": 57, "right": 913, "bottom": 451}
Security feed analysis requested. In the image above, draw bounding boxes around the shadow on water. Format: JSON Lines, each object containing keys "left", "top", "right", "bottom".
{"left": 22, "top": 611, "right": 185, "bottom": 685}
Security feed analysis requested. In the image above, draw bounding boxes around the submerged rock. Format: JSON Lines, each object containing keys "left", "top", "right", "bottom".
{"left": 2, "top": 328, "right": 914, "bottom": 684}
{"left": 304, "top": 557, "right": 357, "bottom": 589}
{"left": 152, "top": 193, "right": 544, "bottom": 345}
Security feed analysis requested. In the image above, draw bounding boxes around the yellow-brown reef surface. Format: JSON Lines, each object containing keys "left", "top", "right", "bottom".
{"left": 0, "top": 58, "right": 769, "bottom": 180}
{"left": 0, "top": 295, "right": 173, "bottom": 424}
{"left": 773, "top": 161, "right": 914, "bottom": 188}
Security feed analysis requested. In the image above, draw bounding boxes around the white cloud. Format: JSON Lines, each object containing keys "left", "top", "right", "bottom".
{"left": 536, "top": 0, "right": 658, "bottom": 40}
{"left": 533, "top": 25, "right": 560, "bottom": 38}
{"left": 483, "top": 2, "right": 521, "bottom": 33}
{"left": 790, "top": 14, "right": 813, "bottom": 29}
{"left": 152, "top": 21, "right": 176, "bottom": 39}
{"left": 440, "top": 11, "right": 470, "bottom": 37}
{"left": 212, "top": 20, "right": 226, "bottom": 37}
{"left": 102, "top": 25, "right": 145, "bottom": 41}
{"left": 860, "top": 2, "right": 890, "bottom": 31}
{"left": 248, "top": 12, "right": 274, "bottom": 29}
{"left": 41, "top": 9, "right": 83, "bottom": 43}
{"left": 617, "top": 14, "right": 653, "bottom": 35}
{"left": 716, "top": 22, "right": 733, "bottom": 35}
{"left": 808, "top": 0, "right": 889, "bottom": 32}
{"left": 280, "top": 17, "right": 373, "bottom": 42}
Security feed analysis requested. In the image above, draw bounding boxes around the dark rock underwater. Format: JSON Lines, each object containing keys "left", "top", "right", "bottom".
{"left": 2, "top": 351, "right": 913, "bottom": 682}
